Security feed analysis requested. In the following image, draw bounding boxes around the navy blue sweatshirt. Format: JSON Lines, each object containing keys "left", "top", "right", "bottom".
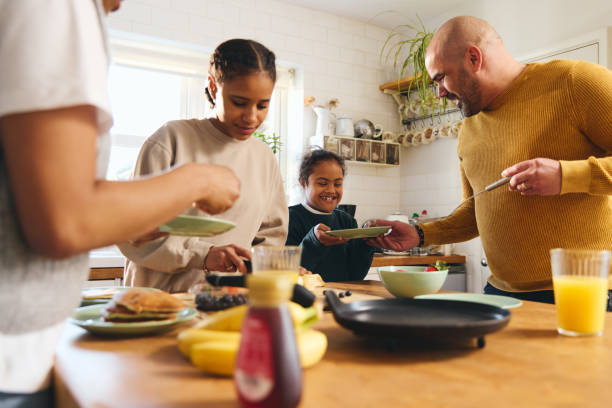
{"left": 286, "top": 204, "right": 375, "bottom": 282}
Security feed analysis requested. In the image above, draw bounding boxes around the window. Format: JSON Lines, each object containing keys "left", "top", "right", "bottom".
{"left": 106, "top": 65, "right": 204, "bottom": 180}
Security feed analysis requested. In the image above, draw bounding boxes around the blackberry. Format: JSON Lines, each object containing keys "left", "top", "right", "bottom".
{"left": 195, "top": 292, "right": 248, "bottom": 311}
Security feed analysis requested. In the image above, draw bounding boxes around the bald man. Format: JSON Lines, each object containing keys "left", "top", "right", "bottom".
{"left": 369, "top": 16, "right": 612, "bottom": 305}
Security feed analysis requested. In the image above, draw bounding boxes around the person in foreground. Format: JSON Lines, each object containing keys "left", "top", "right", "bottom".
{"left": 118, "top": 39, "right": 288, "bottom": 293}
{"left": 368, "top": 16, "right": 612, "bottom": 305}
{"left": 0, "top": 0, "right": 241, "bottom": 406}
{"left": 286, "top": 149, "right": 375, "bottom": 281}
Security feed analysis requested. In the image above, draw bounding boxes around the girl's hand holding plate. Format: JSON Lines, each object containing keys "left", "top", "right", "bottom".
{"left": 316, "top": 223, "right": 350, "bottom": 246}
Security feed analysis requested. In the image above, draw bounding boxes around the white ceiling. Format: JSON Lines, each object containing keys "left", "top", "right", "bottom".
{"left": 281, "top": 0, "right": 470, "bottom": 29}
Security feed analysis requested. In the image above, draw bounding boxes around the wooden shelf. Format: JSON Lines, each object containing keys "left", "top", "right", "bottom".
{"left": 379, "top": 73, "right": 430, "bottom": 93}
{"left": 311, "top": 135, "right": 400, "bottom": 166}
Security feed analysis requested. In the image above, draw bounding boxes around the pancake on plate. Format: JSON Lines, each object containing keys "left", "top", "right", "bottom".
{"left": 102, "top": 288, "right": 185, "bottom": 322}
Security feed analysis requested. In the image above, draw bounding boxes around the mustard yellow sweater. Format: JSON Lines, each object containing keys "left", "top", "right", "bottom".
{"left": 420, "top": 60, "right": 612, "bottom": 291}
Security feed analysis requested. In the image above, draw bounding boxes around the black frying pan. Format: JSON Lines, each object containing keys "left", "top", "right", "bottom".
{"left": 324, "top": 291, "right": 510, "bottom": 348}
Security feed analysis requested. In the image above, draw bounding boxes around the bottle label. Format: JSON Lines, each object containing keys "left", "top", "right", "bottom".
{"left": 235, "top": 316, "right": 274, "bottom": 402}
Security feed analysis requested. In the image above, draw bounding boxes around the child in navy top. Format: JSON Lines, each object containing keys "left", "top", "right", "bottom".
{"left": 286, "top": 149, "right": 375, "bottom": 281}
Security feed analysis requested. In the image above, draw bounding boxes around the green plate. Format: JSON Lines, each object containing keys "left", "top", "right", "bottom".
{"left": 325, "top": 226, "right": 391, "bottom": 239}
{"left": 415, "top": 293, "right": 523, "bottom": 309}
{"left": 80, "top": 286, "right": 162, "bottom": 306}
{"left": 158, "top": 215, "right": 235, "bottom": 237}
{"left": 69, "top": 305, "right": 198, "bottom": 337}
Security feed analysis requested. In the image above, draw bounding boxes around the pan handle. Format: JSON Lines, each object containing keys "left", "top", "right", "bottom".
{"left": 323, "top": 290, "right": 347, "bottom": 313}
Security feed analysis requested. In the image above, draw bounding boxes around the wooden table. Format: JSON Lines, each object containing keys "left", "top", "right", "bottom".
{"left": 55, "top": 281, "right": 612, "bottom": 407}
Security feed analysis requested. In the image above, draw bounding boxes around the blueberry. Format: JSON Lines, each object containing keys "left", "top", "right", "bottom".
{"left": 339, "top": 292, "right": 345, "bottom": 298}
{"left": 345, "top": 290, "right": 352, "bottom": 297}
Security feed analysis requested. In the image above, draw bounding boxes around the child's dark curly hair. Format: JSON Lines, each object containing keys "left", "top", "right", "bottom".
{"left": 299, "top": 148, "right": 346, "bottom": 186}
{"left": 205, "top": 39, "right": 276, "bottom": 107}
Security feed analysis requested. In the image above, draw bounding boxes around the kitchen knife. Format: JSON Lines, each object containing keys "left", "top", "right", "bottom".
{"left": 447, "top": 176, "right": 510, "bottom": 216}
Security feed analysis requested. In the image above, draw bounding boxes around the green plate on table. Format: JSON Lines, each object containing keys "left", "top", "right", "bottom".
{"left": 69, "top": 305, "right": 198, "bottom": 337}
{"left": 415, "top": 293, "right": 523, "bottom": 309}
{"left": 80, "top": 286, "right": 161, "bottom": 306}
{"left": 325, "top": 226, "right": 391, "bottom": 239}
{"left": 158, "top": 215, "right": 235, "bottom": 237}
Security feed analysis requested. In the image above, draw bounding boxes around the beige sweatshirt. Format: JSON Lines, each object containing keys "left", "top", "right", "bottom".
{"left": 118, "top": 119, "right": 288, "bottom": 293}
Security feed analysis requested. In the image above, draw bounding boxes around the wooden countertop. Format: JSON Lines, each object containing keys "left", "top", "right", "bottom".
{"left": 55, "top": 281, "right": 612, "bottom": 407}
{"left": 89, "top": 255, "right": 466, "bottom": 280}
{"left": 371, "top": 254, "right": 466, "bottom": 267}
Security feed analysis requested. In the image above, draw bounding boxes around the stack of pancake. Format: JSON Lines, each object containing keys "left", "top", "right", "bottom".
{"left": 102, "top": 288, "right": 185, "bottom": 322}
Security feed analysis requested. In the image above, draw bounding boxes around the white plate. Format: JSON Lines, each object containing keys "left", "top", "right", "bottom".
{"left": 69, "top": 305, "right": 197, "bottom": 337}
{"left": 415, "top": 293, "right": 523, "bottom": 309}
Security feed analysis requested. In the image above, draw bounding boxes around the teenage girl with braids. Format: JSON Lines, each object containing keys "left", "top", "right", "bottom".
{"left": 119, "top": 39, "right": 288, "bottom": 293}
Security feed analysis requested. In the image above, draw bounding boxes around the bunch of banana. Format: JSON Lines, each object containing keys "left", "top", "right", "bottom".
{"left": 178, "top": 302, "right": 327, "bottom": 376}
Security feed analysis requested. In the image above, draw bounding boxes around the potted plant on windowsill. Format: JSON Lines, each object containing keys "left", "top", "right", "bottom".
{"left": 253, "top": 131, "right": 282, "bottom": 155}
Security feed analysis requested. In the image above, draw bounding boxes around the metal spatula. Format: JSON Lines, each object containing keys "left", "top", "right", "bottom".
{"left": 448, "top": 176, "right": 510, "bottom": 216}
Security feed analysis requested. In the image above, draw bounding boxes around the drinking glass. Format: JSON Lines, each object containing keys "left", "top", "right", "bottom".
{"left": 551, "top": 248, "right": 611, "bottom": 336}
{"left": 251, "top": 246, "right": 302, "bottom": 284}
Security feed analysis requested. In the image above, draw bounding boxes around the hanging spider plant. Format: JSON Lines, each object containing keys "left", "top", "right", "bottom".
{"left": 379, "top": 14, "right": 445, "bottom": 116}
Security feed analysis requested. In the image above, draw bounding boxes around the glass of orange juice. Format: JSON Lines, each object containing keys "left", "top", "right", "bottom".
{"left": 551, "top": 248, "right": 611, "bottom": 336}
{"left": 251, "top": 246, "right": 302, "bottom": 284}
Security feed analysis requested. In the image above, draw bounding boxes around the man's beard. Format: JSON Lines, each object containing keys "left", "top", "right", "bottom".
{"left": 456, "top": 68, "right": 482, "bottom": 117}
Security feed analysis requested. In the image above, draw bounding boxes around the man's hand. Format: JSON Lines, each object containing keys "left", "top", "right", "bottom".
{"left": 194, "top": 164, "right": 241, "bottom": 214}
{"left": 501, "top": 158, "right": 562, "bottom": 196}
{"left": 365, "top": 220, "right": 419, "bottom": 251}
{"left": 314, "top": 223, "right": 350, "bottom": 246}
{"left": 204, "top": 244, "right": 251, "bottom": 273}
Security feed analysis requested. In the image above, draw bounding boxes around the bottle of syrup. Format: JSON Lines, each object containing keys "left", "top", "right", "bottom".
{"left": 234, "top": 273, "right": 302, "bottom": 408}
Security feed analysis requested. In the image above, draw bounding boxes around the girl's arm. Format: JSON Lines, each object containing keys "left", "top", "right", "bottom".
{"left": 0, "top": 105, "right": 240, "bottom": 259}
{"left": 294, "top": 225, "right": 332, "bottom": 273}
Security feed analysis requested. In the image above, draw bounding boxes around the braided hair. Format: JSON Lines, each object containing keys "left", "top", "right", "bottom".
{"left": 205, "top": 39, "right": 276, "bottom": 107}
{"left": 299, "top": 148, "right": 346, "bottom": 186}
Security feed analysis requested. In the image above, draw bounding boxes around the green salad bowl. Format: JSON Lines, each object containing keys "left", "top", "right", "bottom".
{"left": 378, "top": 266, "right": 448, "bottom": 298}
